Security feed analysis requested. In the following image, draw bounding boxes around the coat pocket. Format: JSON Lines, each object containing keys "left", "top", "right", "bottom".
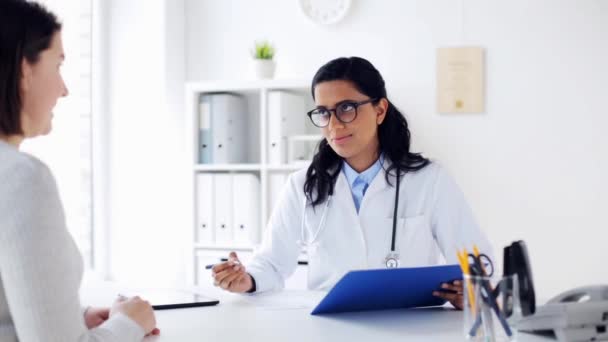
{"left": 397, "top": 215, "right": 438, "bottom": 266}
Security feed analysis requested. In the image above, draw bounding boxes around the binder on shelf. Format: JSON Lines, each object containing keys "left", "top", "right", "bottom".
{"left": 196, "top": 174, "right": 215, "bottom": 244}
{"left": 232, "top": 174, "right": 260, "bottom": 246}
{"left": 198, "top": 95, "right": 212, "bottom": 163}
{"left": 213, "top": 174, "right": 233, "bottom": 244}
{"left": 267, "top": 91, "right": 307, "bottom": 164}
{"left": 199, "top": 93, "right": 248, "bottom": 164}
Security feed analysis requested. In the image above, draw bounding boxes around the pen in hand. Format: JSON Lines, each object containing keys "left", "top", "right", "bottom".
{"left": 205, "top": 260, "right": 241, "bottom": 270}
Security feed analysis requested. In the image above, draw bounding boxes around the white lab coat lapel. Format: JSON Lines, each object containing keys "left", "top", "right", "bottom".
{"left": 358, "top": 162, "right": 392, "bottom": 215}
{"left": 332, "top": 173, "right": 368, "bottom": 260}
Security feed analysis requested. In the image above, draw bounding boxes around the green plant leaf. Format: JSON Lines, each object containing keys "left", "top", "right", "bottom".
{"left": 252, "top": 40, "right": 275, "bottom": 60}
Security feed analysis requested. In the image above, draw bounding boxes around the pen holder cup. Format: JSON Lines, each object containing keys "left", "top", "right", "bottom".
{"left": 463, "top": 274, "right": 521, "bottom": 341}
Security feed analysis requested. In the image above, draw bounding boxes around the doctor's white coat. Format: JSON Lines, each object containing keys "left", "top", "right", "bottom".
{"left": 247, "top": 161, "right": 493, "bottom": 292}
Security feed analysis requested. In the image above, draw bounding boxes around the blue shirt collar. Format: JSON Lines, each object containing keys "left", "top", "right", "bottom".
{"left": 342, "top": 154, "right": 384, "bottom": 188}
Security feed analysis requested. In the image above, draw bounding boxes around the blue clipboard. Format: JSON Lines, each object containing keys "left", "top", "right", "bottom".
{"left": 311, "top": 264, "right": 462, "bottom": 315}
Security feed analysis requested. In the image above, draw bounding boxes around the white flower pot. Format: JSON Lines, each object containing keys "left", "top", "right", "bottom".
{"left": 253, "top": 59, "right": 276, "bottom": 79}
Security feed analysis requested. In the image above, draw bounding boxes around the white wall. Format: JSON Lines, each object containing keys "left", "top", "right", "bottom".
{"left": 184, "top": 0, "right": 608, "bottom": 298}
{"left": 105, "top": 0, "right": 188, "bottom": 286}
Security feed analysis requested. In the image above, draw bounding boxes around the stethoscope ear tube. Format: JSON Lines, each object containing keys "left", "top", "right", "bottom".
{"left": 300, "top": 195, "right": 332, "bottom": 247}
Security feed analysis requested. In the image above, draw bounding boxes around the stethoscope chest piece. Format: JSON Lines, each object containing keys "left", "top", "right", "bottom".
{"left": 385, "top": 252, "right": 400, "bottom": 268}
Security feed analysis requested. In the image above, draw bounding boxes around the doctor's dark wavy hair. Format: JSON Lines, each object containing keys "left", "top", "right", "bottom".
{"left": 303, "top": 57, "right": 430, "bottom": 208}
{"left": 0, "top": 0, "right": 61, "bottom": 135}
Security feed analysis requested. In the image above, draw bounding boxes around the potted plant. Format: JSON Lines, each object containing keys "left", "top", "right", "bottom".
{"left": 251, "top": 40, "right": 276, "bottom": 79}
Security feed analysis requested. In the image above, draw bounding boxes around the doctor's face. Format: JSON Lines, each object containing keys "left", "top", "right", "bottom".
{"left": 313, "top": 80, "right": 386, "bottom": 167}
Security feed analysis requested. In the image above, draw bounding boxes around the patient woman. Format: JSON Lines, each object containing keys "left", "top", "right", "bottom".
{"left": 0, "top": 1, "right": 159, "bottom": 341}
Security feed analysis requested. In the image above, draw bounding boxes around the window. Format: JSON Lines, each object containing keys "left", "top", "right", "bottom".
{"left": 21, "top": 0, "right": 94, "bottom": 268}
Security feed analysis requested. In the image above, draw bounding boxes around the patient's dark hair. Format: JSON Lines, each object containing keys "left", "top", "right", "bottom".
{"left": 0, "top": 0, "right": 61, "bottom": 135}
{"left": 304, "top": 57, "right": 430, "bottom": 207}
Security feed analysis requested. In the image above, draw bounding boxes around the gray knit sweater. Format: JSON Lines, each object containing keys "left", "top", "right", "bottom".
{"left": 0, "top": 140, "right": 144, "bottom": 341}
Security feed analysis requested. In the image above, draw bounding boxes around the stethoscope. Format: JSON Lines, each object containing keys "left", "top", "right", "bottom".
{"left": 299, "top": 170, "right": 402, "bottom": 269}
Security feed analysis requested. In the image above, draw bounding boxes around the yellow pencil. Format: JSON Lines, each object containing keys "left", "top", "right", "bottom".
{"left": 473, "top": 245, "right": 481, "bottom": 257}
{"left": 457, "top": 250, "right": 468, "bottom": 273}
{"left": 459, "top": 248, "right": 476, "bottom": 311}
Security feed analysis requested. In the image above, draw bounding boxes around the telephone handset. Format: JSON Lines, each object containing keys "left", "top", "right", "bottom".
{"left": 547, "top": 285, "right": 608, "bottom": 305}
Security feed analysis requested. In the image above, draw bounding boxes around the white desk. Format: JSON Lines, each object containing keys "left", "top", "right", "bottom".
{"left": 81, "top": 282, "right": 554, "bottom": 342}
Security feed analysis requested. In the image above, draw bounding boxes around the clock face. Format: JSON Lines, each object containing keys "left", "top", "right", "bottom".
{"left": 299, "top": 0, "right": 352, "bottom": 25}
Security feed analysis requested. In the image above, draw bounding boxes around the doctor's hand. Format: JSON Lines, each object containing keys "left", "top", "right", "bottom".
{"left": 432, "top": 280, "right": 464, "bottom": 310}
{"left": 212, "top": 252, "right": 254, "bottom": 293}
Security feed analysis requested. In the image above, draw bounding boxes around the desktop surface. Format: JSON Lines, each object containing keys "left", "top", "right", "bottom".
{"left": 81, "top": 281, "right": 554, "bottom": 342}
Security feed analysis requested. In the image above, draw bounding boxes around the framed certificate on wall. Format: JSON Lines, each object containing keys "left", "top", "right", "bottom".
{"left": 437, "top": 47, "right": 485, "bottom": 113}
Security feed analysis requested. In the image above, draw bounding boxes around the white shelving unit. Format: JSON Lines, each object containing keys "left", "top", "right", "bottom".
{"left": 185, "top": 79, "right": 319, "bottom": 287}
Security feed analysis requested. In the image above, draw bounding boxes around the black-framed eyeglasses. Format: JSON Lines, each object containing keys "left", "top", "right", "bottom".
{"left": 306, "top": 98, "right": 378, "bottom": 128}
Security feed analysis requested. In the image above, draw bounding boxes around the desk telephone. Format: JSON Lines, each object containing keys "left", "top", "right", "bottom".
{"left": 518, "top": 285, "right": 608, "bottom": 342}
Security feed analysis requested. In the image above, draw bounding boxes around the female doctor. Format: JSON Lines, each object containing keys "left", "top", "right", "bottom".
{"left": 211, "top": 56, "right": 493, "bottom": 309}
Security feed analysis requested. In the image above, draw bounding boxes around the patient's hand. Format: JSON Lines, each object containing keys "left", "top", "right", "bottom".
{"left": 432, "top": 280, "right": 464, "bottom": 310}
{"left": 84, "top": 307, "right": 109, "bottom": 329}
{"left": 111, "top": 296, "right": 159, "bottom": 335}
